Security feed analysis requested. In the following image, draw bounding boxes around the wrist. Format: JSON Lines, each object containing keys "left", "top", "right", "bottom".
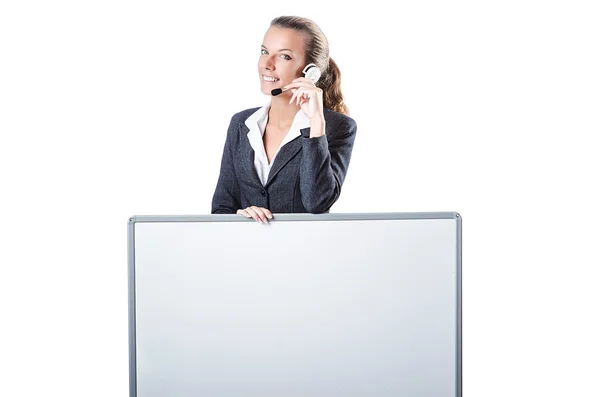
{"left": 309, "top": 117, "right": 326, "bottom": 137}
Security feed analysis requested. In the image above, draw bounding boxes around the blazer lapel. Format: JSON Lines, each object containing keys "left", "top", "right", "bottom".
{"left": 265, "top": 127, "right": 311, "bottom": 187}
{"left": 239, "top": 124, "right": 263, "bottom": 188}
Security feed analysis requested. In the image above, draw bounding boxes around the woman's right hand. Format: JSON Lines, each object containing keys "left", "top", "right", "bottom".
{"left": 237, "top": 206, "right": 273, "bottom": 223}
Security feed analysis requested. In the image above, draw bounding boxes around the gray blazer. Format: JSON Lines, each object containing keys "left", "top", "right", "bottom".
{"left": 211, "top": 107, "right": 357, "bottom": 214}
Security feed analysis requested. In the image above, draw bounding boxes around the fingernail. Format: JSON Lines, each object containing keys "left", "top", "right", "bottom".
{"left": 267, "top": 214, "right": 273, "bottom": 219}
{"left": 257, "top": 218, "right": 262, "bottom": 223}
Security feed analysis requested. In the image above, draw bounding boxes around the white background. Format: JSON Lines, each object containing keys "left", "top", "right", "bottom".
{"left": 1, "top": 0, "right": 598, "bottom": 396}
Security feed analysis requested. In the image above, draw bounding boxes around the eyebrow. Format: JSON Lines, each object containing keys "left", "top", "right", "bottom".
{"left": 261, "top": 45, "right": 293, "bottom": 53}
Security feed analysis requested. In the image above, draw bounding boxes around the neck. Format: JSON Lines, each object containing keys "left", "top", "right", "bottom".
{"left": 267, "top": 95, "right": 300, "bottom": 129}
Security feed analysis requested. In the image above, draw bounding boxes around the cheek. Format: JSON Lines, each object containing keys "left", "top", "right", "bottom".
{"left": 292, "top": 63, "right": 304, "bottom": 78}
{"left": 280, "top": 62, "right": 301, "bottom": 78}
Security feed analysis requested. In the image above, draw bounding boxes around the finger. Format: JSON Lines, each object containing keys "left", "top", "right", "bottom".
{"left": 289, "top": 89, "right": 298, "bottom": 105}
{"left": 304, "top": 90, "right": 313, "bottom": 100}
{"left": 250, "top": 206, "right": 269, "bottom": 223}
{"left": 258, "top": 207, "right": 273, "bottom": 222}
{"left": 286, "top": 80, "right": 314, "bottom": 88}
{"left": 244, "top": 207, "right": 262, "bottom": 223}
{"left": 297, "top": 88, "right": 310, "bottom": 106}
{"left": 285, "top": 82, "right": 315, "bottom": 92}
{"left": 249, "top": 206, "right": 266, "bottom": 223}
{"left": 291, "top": 77, "right": 316, "bottom": 86}
{"left": 236, "top": 209, "right": 252, "bottom": 218}
{"left": 253, "top": 207, "right": 273, "bottom": 221}
{"left": 263, "top": 208, "right": 273, "bottom": 219}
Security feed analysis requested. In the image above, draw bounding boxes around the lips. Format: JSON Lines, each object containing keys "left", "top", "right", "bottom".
{"left": 262, "top": 75, "right": 280, "bottom": 82}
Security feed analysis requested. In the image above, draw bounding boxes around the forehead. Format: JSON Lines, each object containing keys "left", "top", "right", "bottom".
{"left": 262, "top": 26, "right": 306, "bottom": 53}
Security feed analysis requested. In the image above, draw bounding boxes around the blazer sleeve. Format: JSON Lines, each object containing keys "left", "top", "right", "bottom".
{"left": 299, "top": 117, "right": 357, "bottom": 213}
{"left": 211, "top": 116, "right": 242, "bottom": 214}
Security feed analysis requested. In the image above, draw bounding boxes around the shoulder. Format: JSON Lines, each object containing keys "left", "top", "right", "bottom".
{"left": 223, "top": 107, "right": 261, "bottom": 144}
{"left": 323, "top": 108, "right": 357, "bottom": 136}
{"left": 229, "top": 107, "right": 261, "bottom": 125}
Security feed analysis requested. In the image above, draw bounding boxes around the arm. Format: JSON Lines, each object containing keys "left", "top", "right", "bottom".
{"left": 299, "top": 117, "right": 357, "bottom": 213}
{"left": 211, "top": 116, "right": 242, "bottom": 214}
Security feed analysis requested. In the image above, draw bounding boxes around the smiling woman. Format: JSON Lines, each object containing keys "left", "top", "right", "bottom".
{"left": 211, "top": 16, "right": 357, "bottom": 223}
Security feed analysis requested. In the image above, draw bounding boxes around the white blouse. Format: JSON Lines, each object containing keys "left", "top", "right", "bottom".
{"left": 244, "top": 100, "right": 311, "bottom": 186}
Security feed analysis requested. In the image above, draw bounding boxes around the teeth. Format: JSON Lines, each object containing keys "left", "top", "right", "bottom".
{"left": 263, "top": 75, "right": 279, "bottom": 82}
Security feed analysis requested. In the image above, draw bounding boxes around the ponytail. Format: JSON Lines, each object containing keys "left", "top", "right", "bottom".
{"left": 319, "top": 57, "right": 349, "bottom": 116}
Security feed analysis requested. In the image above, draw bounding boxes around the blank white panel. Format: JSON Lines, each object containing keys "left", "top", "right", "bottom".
{"left": 130, "top": 214, "right": 460, "bottom": 397}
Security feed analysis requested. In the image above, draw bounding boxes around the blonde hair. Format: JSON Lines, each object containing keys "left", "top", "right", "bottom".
{"left": 270, "top": 16, "right": 349, "bottom": 115}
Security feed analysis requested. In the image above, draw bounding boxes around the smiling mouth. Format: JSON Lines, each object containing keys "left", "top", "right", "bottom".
{"left": 262, "top": 75, "right": 280, "bottom": 82}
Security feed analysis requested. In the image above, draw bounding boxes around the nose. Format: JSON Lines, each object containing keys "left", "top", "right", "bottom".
{"left": 262, "top": 55, "right": 275, "bottom": 71}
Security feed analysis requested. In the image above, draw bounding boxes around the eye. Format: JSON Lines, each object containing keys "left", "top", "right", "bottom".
{"left": 280, "top": 54, "right": 292, "bottom": 60}
{"left": 261, "top": 49, "right": 268, "bottom": 55}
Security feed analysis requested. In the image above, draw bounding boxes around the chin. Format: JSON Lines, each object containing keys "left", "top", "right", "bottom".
{"left": 260, "top": 84, "right": 279, "bottom": 96}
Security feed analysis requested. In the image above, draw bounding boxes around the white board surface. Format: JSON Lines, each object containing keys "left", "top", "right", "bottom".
{"left": 128, "top": 213, "right": 461, "bottom": 397}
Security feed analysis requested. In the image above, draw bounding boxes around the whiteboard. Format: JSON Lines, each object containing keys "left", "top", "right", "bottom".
{"left": 128, "top": 212, "right": 462, "bottom": 397}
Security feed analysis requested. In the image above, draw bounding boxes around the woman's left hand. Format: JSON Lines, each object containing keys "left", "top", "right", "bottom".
{"left": 285, "top": 77, "right": 324, "bottom": 121}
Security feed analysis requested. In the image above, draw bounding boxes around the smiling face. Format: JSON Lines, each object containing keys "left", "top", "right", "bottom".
{"left": 258, "top": 26, "right": 307, "bottom": 96}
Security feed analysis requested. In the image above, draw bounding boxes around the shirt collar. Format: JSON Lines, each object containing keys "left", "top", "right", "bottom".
{"left": 244, "top": 98, "right": 311, "bottom": 166}
{"left": 244, "top": 100, "right": 270, "bottom": 134}
{"left": 245, "top": 98, "right": 311, "bottom": 136}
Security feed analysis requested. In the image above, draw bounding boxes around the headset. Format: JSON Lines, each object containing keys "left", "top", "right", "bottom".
{"left": 302, "top": 63, "right": 321, "bottom": 84}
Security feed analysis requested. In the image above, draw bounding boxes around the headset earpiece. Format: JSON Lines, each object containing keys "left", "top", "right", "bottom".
{"left": 303, "top": 63, "right": 321, "bottom": 84}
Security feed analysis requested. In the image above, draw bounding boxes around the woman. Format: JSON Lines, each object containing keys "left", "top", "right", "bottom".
{"left": 211, "top": 16, "right": 357, "bottom": 223}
